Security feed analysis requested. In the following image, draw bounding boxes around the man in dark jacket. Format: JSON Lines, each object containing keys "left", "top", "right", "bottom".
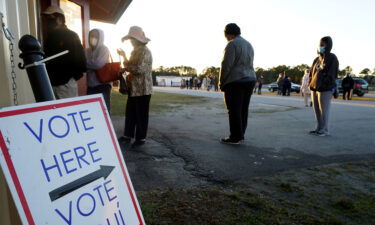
{"left": 308, "top": 36, "right": 339, "bottom": 136}
{"left": 257, "top": 75, "right": 264, "bottom": 94}
{"left": 342, "top": 73, "right": 354, "bottom": 100}
{"left": 283, "top": 75, "right": 291, "bottom": 96}
{"left": 43, "top": 6, "right": 86, "bottom": 99}
{"left": 219, "top": 23, "right": 257, "bottom": 145}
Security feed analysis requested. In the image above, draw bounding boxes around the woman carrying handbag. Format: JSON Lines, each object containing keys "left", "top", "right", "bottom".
{"left": 85, "top": 29, "right": 113, "bottom": 112}
{"left": 117, "top": 26, "right": 153, "bottom": 148}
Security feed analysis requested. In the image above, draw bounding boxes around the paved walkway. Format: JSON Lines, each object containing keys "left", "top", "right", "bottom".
{"left": 154, "top": 86, "right": 375, "bottom": 108}
{"left": 114, "top": 87, "right": 375, "bottom": 191}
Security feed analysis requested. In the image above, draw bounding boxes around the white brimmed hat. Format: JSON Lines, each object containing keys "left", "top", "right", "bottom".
{"left": 43, "top": 6, "right": 65, "bottom": 16}
{"left": 121, "top": 26, "right": 150, "bottom": 44}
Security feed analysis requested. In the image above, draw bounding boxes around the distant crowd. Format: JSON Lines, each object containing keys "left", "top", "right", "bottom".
{"left": 180, "top": 76, "right": 219, "bottom": 91}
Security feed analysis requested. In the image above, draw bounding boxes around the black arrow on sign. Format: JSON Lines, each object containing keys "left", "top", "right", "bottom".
{"left": 49, "top": 165, "right": 115, "bottom": 202}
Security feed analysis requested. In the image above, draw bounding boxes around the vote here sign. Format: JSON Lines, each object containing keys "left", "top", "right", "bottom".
{"left": 0, "top": 95, "right": 145, "bottom": 225}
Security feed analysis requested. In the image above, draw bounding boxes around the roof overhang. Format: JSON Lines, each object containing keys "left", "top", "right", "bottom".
{"left": 89, "top": 0, "right": 132, "bottom": 24}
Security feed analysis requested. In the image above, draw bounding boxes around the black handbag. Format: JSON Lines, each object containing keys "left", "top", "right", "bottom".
{"left": 119, "top": 73, "right": 128, "bottom": 95}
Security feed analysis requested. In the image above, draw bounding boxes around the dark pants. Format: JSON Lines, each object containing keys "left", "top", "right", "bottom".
{"left": 278, "top": 84, "right": 283, "bottom": 95}
{"left": 343, "top": 88, "right": 352, "bottom": 100}
{"left": 282, "top": 87, "right": 291, "bottom": 96}
{"left": 224, "top": 81, "right": 256, "bottom": 141}
{"left": 258, "top": 83, "right": 263, "bottom": 94}
{"left": 124, "top": 95, "right": 151, "bottom": 140}
{"left": 87, "top": 84, "right": 112, "bottom": 112}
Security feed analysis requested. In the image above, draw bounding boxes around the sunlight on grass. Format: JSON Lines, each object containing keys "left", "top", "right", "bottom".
{"left": 110, "top": 91, "right": 209, "bottom": 116}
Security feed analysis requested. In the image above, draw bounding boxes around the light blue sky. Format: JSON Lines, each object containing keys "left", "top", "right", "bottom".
{"left": 92, "top": 0, "right": 375, "bottom": 74}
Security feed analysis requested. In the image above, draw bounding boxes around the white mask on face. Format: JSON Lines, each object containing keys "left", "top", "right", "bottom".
{"left": 90, "top": 37, "right": 98, "bottom": 46}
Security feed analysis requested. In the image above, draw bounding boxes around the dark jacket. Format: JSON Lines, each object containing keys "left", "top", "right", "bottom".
{"left": 283, "top": 77, "right": 291, "bottom": 89}
{"left": 342, "top": 76, "right": 354, "bottom": 89}
{"left": 277, "top": 77, "right": 284, "bottom": 87}
{"left": 258, "top": 77, "right": 264, "bottom": 85}
{"left": 44, "top": 26, "right": 87, "bottom": 86}
{"left": 309, "top": 36, "right": 339, "bottom": 92}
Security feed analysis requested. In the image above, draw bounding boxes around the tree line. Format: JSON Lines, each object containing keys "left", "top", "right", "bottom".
{"left": 153, "top": 65, "right": 375, "bottom": 85}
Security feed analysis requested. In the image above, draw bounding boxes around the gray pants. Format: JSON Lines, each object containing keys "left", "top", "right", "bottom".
{"left": 311, "top": 91, "right": 332, "bottom": 134}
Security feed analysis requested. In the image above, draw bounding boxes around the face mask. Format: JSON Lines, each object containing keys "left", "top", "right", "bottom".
{"left": 318, "top": 46, "right": 326, "bottom": 54}
{"left": 47, "top": 18, "right": 57, "bottom": 29}
{"left": 90, "top": 37, "right": 98, "bottom": 46}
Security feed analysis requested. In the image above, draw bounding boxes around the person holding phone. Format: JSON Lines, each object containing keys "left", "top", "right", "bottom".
{"left": 117, "top": 26, "right": 153, "bottom": 147}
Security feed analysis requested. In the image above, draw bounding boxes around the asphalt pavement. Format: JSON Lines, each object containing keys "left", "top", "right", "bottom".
{"left": 113, "top": 87, "right": 375, "bottom": 191}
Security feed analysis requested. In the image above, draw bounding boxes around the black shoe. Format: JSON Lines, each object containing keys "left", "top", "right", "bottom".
{"left": 309, "top": 130, "right": 318, "bottom": 135}
{"left": 220, "top": 137, "right": 241, "bottom": 145}
{"left": 315, "top": 131, "right": 327, "bottom": 137}
{"left": 132, "top": 140, "right": 146, "bottom": 148}
{"left": 118, "top": 136, "right": 131, "bottom": 143}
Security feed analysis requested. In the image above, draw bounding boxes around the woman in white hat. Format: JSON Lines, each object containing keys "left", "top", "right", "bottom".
{"left": 117, "top": 26, "right": 153, "bottom": 147}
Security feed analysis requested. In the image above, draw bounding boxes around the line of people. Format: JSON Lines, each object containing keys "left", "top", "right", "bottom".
{"left": 42, "top": 6, "right": 152, "bottom": 147}
{"left": 219, "top": 24, "right": 338, "bottom": 144}
{"left": 42, "top": 5, "right": 339, "bottom": 147}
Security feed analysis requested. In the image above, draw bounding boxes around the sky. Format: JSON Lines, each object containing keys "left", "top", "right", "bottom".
{"left": 91, "top": 0, "right": 375, "bottom": 74}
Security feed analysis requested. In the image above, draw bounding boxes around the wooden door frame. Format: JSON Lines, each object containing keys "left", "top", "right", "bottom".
{"left": 63, "top": 0, "right": 90, "bottom": 48}
{"left": 38, "top": 0, "right": 90, "bottom": 48}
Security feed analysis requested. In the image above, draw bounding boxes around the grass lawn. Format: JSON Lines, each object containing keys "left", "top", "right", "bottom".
{"left": 110, "top": 90, "right": 210, "bottom": 116}
{"left": 138, "top": 161, "right": 375, "bottom": 225}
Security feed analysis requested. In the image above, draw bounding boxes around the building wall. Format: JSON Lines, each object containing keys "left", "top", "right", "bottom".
{"left": 0, "top": 0, "right": 37, "bottom": 108}
{"left": 0, "top": 0, "right": 90, "bottom": 109}
{"left": 156, "top": 76, "right": 192, "bottom": 87}
{"left": 1, "top": 0, "right": 124, "bottom": 223}
{"left": 0, "top": 1, "right": 38, "bottom": 224}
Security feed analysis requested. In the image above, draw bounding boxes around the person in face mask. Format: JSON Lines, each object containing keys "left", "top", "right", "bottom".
{"left": 85, "top": 29, "right": 111, "bottom": 111}
{"left": 117, "top": 26, "right": 153, "bottom": 148}
{"left": 42, "top": 6, "right": 86, "bottom": 99}
{"left": 308, "top": 36, "right": 339, "bottom": 136}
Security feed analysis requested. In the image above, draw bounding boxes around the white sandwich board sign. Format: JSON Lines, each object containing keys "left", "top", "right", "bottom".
{"left": 0, "top": 95, "right": 145, "bottom": 225}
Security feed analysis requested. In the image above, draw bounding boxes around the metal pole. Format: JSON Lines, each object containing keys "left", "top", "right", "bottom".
{"left": 18, "top": 35, "right": 55, "bottom": 102}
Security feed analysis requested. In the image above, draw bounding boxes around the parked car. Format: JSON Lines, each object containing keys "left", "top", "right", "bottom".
{"left": 336, "top": 78, "right": 369, "bottom": 97}
{"left": 268, "top": 82, "right": 278, "bottom": 92}
{"left": 291, "top": 83, "right": 301, "bottom": 93}
{"left": 268, "top": 82, "right": 301, "bottom": 93}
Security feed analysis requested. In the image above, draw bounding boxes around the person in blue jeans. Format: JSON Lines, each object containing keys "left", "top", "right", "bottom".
{"left": 219, "top": 23, "right": 257, "bottom": 145}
